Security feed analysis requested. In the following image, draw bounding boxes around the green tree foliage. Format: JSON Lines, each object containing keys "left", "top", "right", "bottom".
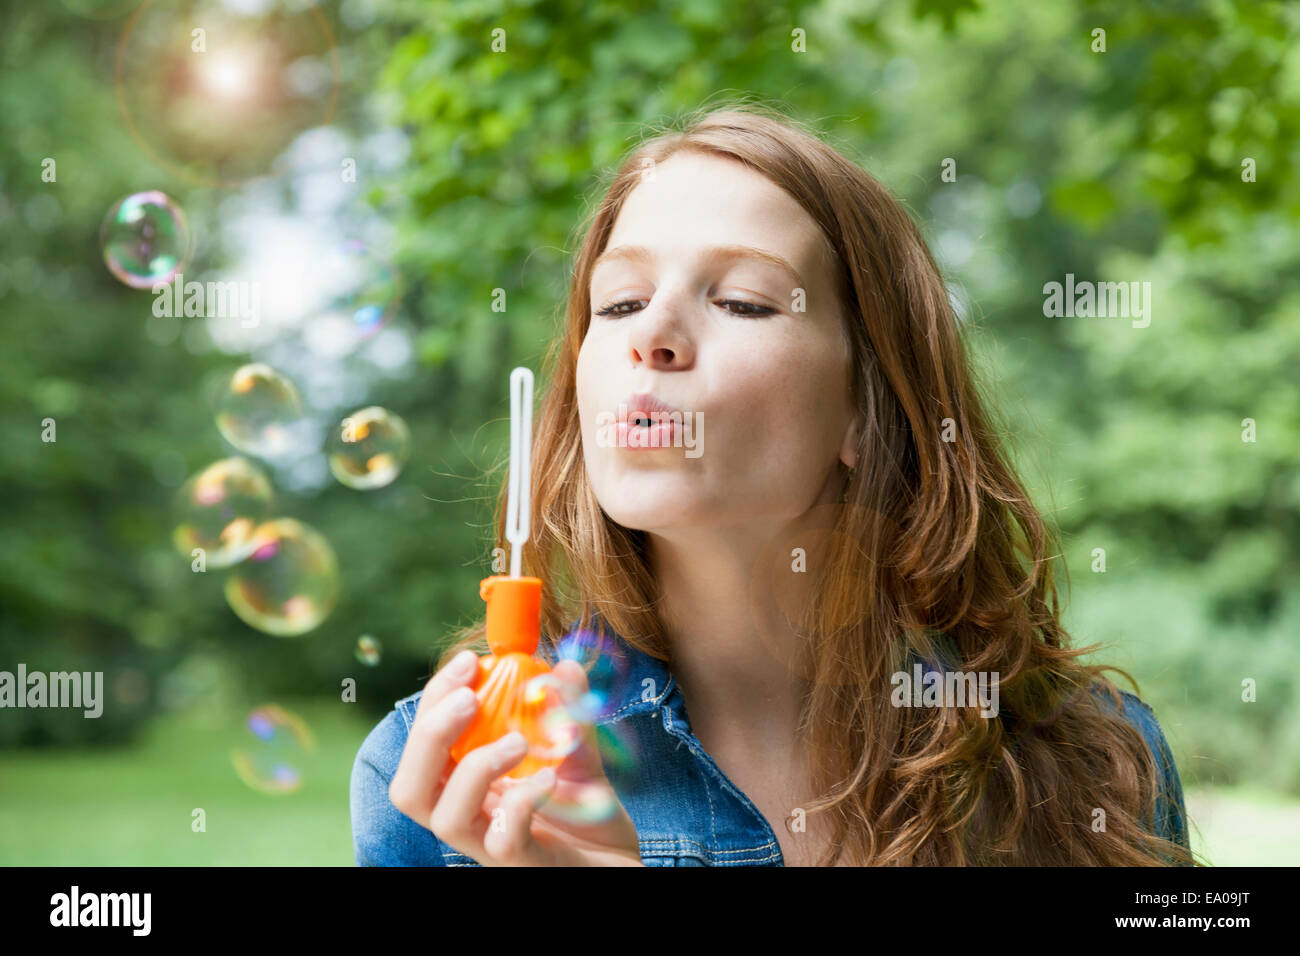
{"left": 2, "top": 0, "right": 1295, "bottom": 793}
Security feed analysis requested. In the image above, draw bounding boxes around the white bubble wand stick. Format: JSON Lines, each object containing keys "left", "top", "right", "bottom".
{"left": 506, "top": 365, "right": 532, "bottom": 578}
{"left": 446, "top": 365, "right": 560, "bottom": 778}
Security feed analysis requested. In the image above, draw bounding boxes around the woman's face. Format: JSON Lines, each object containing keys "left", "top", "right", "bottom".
{"left": 576, "top": 150, "right": 858, "bottom": 534}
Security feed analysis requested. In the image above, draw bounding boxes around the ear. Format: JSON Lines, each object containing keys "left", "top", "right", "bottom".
{"left": 839, "top": 414, "right": 861, "bottom": 471}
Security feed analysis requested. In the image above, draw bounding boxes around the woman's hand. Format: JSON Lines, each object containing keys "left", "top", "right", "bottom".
{"left": 388, "top": 649, "right": 644, "bottom": 866}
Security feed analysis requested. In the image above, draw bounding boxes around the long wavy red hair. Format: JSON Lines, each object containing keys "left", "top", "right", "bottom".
{"left": 441, "top": 99, "right": 1196, "bottom": 866}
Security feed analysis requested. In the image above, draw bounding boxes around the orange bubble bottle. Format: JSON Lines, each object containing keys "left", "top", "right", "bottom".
{"left": 447, "top": 574, "right": 566, "bottom": 779}
{"left": 447, "top": 367, "right": 571, "bottom": 780}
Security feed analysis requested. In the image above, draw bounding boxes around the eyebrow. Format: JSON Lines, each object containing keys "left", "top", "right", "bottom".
{"left": 592, "top": 243, "right": 805, "bottom": 288}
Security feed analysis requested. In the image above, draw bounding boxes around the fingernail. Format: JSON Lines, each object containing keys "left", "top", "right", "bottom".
{"left": 451, "top": 651, "right": 476, "bottom": 677}
{"left": 532, "top": 767, "right": 556, "bottom": 789}
{"left": 449, "top": 686, "right": 476, "bottom": 716}
{"left": 491, "top": 733, "right": 528, "bottom": 772}
{"left": 498, "top": 732, "right": 527, "bottom": 755}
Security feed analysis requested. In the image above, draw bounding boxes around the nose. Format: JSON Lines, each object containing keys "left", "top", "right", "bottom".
{"left": 627, "top": 296, "right": 694, "bottom": 371}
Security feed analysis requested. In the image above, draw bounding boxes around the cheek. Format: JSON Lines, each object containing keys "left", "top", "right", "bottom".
{"left": 717, "top": 337, "right": 817, "bottom": 421}
{"left": 575, "top": 338, "right": 595, "bottom": 422}
{"left": 717, "top": 343, "right": 845, "bottom": 461}
{"left": 574, "top": 341, "right": 602, "bottom": 465}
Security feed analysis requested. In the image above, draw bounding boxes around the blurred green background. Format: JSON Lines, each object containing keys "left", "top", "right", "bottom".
{"left": 1, "top": 0, "right": 1297, "bottom": 865}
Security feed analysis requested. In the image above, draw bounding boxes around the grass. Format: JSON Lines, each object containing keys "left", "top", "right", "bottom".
{"left": 2, "top": 701, "right": 1296, "bottom": 865}
{"left": 0, "top": 700, "right": 375, "bottom": 866}
{"left": 1186, "top": 786, "right": 1300, "bottom": 866}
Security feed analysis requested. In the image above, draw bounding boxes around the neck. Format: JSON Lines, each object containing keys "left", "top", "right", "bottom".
{"left": 646, "top": 504, "right": 833, "bottom": 746}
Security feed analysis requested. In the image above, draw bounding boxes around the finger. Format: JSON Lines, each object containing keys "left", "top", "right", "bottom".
{"left": 388, "top": 669, "right": 480, "bottom": 824}
{"left": 430, "top": 730, "right": 530, "bottom": 860}
{"left": 389, "top": 682, "right": 479, "bottom": 823}
{"left": 482, "top": 767, "right": 558, "bottom": 865}
{"left": 413, "top": 649, "right": 480, "bottom": 722}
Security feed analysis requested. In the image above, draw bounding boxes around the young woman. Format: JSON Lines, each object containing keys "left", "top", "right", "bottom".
{"left": 350, "top": 102, "right": 1194, "bottom": 867}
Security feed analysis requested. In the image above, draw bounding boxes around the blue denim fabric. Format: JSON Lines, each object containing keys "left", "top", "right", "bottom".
{"left": 350, "top": 623, "right": 1190, "bottom": 866}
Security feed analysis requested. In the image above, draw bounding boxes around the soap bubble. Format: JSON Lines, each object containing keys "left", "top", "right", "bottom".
{"left": 115, "top": 0, "right": 339, "bottom": 187}
{"left": 508, "top": 673, "right": 623, "bottom": 825}
{"left": 225, "top": 519, "right": 340, "bottom": 636}
{"left": 327, "top": 407, "right": 410, "bottom": 490}
{"left": 171, "top": 457, "right": 273, "bottom": 567}
{"left": 536, "top": 779, "right": 621, "bottom": 825}
{"left": 594, "top": 721, "right": 640, "bottom": 776}
{"left": 508, "top": 672, "right": 584, "bottom": 763}
{"left": 216, "top": 364, "right": 306, "bottom": 459}
{"left": 554, "top": 627, "right": 633, "bottom": 721}
{"left": 355, "top": 634, "right": 381, "bottom": 666}
{"left": 100, "top": 191, "right": 189, "bottom": 289}
{"left": 304, "top": 240, "right": 400, "bottom": 356}
{"left": 231, "top": 704, "right": 315, "bottom": 795}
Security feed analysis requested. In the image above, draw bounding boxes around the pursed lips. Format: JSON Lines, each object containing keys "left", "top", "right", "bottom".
{"left": 621, "top": 392, "right": 682, "bottom": 425}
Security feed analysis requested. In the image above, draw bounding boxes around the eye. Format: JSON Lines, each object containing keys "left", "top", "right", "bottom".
{"left": 593, "top": 298, "right": 776, "bottom": 318}
{"left": 716, "top": 299, "right": 775, "bottom": 316}
{"left": 593, "top": 299, "right": 647, "bottom": 317}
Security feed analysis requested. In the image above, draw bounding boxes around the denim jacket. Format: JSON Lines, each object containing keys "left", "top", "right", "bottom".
{"left": 350, "top": 623, "right": 1190, "bottom": 866}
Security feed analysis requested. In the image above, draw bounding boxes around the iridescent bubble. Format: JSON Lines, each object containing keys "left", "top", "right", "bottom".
{"left": 508, "top": 673, "right": 584, "bottom": 763}
{"left": 230, "top": 704, "right": 316, "bottom": 795}
{"left": 555, "top": 627, "right": 634, "bottom": 721}
{"left": 100, "top": 191, "right": 189, "bottom": 290}
{"left": 225, "top": 519, "right": 340, "bottom": 637}
{"left": 539, "top": 780, "right": 621, "bottom": 826}
{"left": 216, "top": 364, "right": 306, "bottom": 459}
{"left": 594, "top": 721, "right": 640, "bottom": 776}
{"left": 327, "top": 407, "right": 410, "bottom": 490}
{"left": 171, "top": 457, "right": 273, "bottom": 568}
{"left": 355, "top": 634, "right": 381, "bottom": 666}
{"left": 304, "top": 241, "right": 400, "bottom": 356}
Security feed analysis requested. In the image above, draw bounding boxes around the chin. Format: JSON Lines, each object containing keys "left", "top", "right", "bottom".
{"left": 600, "top": 498, "right": 702, "bottom": 533}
